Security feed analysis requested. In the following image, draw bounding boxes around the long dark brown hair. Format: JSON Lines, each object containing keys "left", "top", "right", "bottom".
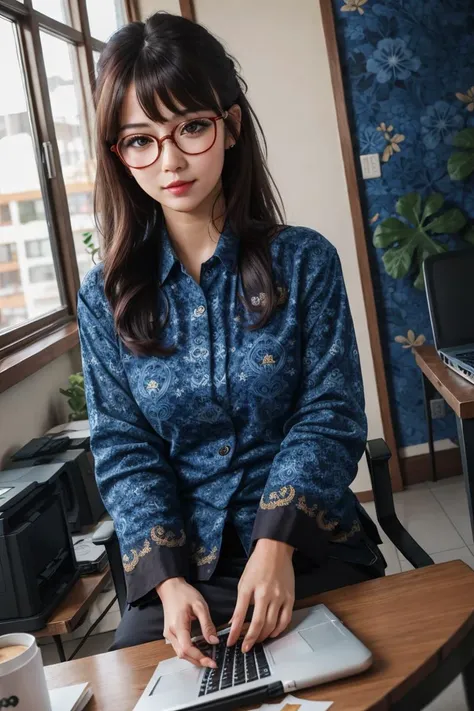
{"left": 94, "top": 12, "right": 285, "bottom": 356}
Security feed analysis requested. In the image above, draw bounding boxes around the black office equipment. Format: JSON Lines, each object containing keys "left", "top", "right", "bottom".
{"left": 5, "top": 448, "right": 104, "bottom": 533}
{"left": 11, "top": 436, "right": 71, "bottom": 461}
{"left": 0, "top": 478, "right": 79, "bottom": 633}
{"left": 424, "top": 249, "right": 474, "bottom": 385}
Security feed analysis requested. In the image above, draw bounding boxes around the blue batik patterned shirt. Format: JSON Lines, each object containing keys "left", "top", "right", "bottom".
{"left": 77, "top": 223, "right": 383, "bottom": 605}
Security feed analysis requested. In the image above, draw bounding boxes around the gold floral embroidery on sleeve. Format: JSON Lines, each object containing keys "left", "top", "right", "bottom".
{"left": 331, "top": 519, "right": 361, "bottom": 543}
{"left": 122, "top": 538, "right": 152, "bottom": 573}
{"left": 122, "top": 526, "right": 186, "bottom": 574}
{"left": 296, "top": 495, "right": 339, "bottom": 531}
{"left": 191, "top": 545, "right": 218, "bottom": 566}
{"left": 150, "top": 526, "right": 186, "bottom": 547}
{"left": 260, "top": 485, "right": 295, "bottom": 510}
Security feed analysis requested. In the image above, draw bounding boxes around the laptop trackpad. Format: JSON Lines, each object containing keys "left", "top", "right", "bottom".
{"left": 268, "top": 623, "right": 344, "bottom": 664}
{"left": 155, "top": 667, "right": 201, "bottom": 694}
{"left": 266, "top": 631, "right": 313, "bottom": 663}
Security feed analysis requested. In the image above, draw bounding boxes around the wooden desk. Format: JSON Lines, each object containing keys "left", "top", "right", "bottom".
{"left": 414, "top": 345, "right": 474, "bottom": 540}
{"left": 34, "top": 567, "right": 112, "bottom": 662}
{"left": 45, "top": 561, "right": 474, "bottom": 711}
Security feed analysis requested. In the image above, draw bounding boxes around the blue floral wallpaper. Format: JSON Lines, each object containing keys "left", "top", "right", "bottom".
{"left": 333, "top": 0, "right": 474, "bottom": 448}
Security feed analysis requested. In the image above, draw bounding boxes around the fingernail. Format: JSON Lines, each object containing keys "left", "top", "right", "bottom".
{"left": 242, "top": 643, "right": 249, "bottom": 653}
{"left": 210, "top": 635, "right": 219, "bottom": 644}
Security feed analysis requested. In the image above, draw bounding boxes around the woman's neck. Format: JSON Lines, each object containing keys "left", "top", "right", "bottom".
{"left": 162, "top": 188, "right": 226, "bottom": 283}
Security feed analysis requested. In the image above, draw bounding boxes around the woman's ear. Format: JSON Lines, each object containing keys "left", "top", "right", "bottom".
{"left": 225, "top": 103, "right": 242, "bottom": 149}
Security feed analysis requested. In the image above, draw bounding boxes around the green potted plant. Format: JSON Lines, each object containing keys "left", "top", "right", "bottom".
{"left": 60, "top": 372, "right": 88, "bottom": 422}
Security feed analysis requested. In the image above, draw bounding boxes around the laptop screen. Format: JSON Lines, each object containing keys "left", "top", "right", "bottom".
{"left": 427, "top": 250, "right": 474, "bottom": 350}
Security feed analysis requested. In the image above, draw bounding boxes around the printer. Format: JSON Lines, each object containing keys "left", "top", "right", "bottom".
{"left": 0, "top": 473, "right": 79, "bottom": 632}
{"left": 6, "top": 424, "right": 104, "bottom": 533}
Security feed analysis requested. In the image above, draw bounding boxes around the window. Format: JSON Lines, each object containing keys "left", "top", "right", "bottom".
{"left": 25, "top": 238, "right": 52, "bottom": 258}
{"left": 33, "top": 0, "right": 70, "bottom": 25}
{"left": 0, "top": 270, "right": 21, "bottom": 292}
{"left": 0, "top": 204, "right": 12, "bottom": 226}
{"left": 41, "top": 33, "right": 99, "bottom": 288}
{"left": 0, "top": 243, "right": 17, "bottom": 262}
{"left": 29, "top": 264, "right": 56, "bottom": 283}
{"left": 0, "top": 0, "right": 130, "bottom": 354}
{"left": 85, "top": 0, "right": 126, "bottom": 42}
{"left": 0, "top": 15, "right": 61, "bottom": 335}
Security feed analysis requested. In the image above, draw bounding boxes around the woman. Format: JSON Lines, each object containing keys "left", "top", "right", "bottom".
{"left": 77, "top": 11, "right": 385, "bottom": 668}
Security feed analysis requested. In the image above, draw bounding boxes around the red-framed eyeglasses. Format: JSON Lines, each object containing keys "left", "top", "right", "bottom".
{"left": 110, "top": 112, "right": 228, "bottom": 170}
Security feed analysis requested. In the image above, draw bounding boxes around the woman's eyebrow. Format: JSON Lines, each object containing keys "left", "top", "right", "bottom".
{"left": 119, "top": 111, "right": 208, "bottom": 133}
{"left": 118, "top": 121, "right": 152, "bottom": 133}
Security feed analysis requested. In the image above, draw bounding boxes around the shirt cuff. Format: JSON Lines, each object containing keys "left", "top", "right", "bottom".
{"left": 122, "top": 534, "right": 190, "bottom": 607}
{"left": 250, "top": 503, "right": 332, "bottom": 563}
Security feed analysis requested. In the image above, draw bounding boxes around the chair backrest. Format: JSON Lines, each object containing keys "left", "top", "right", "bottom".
{"left": 423, "top": 249, "right": 474, "bottom": 351}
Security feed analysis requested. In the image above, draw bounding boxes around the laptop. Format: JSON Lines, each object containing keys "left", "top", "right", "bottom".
{"left": 133, "top": 604, "right": 372, "bottom": 711}
{"left": 424, "top": 249, "right": 474, "bottom": 385}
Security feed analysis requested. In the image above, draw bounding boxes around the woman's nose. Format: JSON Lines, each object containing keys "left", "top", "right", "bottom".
{"left": 160, "top": 137, "right": 186, "bottom": 172}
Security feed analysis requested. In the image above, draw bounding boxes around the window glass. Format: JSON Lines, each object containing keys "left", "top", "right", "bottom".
{"left": 0, "top": 18, "right": 62, "bottom": 334}
{"left": 41, "top": 32, "right": 98, "bottom": 283}
{"left": 86, "top": 0, "right": 126, "bottom": 42}
{"left": 93, "top": 50, "right": 101, "bottom": 78}
{"left": 33, "top": 0, "right": 70, "bottom": 25}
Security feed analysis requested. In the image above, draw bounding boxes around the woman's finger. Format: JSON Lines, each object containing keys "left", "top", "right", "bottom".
{"left": 193, "top": 601, "right": 219, "bottom": 646}
{"left": 174, "top": 622, "right": 216, "bottom": 668}
{"left": 227, "top": 588, "right": 252, "bottom": 647}
{"left": 269, "top": 601, "right": 294, "bottom": 639}
{"left": 256, "top": 600, "right": 282, "bottom": 643}
{"left": 242, "top": 594, "right": 269, "bottom": 653}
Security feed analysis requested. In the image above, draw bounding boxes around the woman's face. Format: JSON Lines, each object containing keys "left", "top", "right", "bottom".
{"left": 117, "top": 84, "right": 240, "bottom": 216}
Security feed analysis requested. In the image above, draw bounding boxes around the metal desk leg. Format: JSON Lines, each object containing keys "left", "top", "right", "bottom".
{"left": 53, "top": 635, "right": 66, "bottom": 663}
{"left": 456, "top": 416, "right": 474, "bottom": 542}
{"left": 422, "top": 373, "right": 438, "bottom": 481}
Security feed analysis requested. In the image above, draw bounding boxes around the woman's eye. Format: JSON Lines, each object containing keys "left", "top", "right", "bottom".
{"left": 123, "top": 135, "right": 153, "bottom": 148}
{"left": 181, "top": 119, "right": 212, "bottom": 136}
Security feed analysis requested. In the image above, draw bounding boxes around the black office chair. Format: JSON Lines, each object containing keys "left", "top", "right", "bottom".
{"left": 92, "top": 438, "right": 434, "bottom": 617}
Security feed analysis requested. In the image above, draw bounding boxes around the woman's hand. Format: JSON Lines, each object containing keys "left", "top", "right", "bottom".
{"left": 157, "top": 577, "right": 219, "bottom": 668}
{"left": 226, "top": 539, "right": 295, "bottom": 652}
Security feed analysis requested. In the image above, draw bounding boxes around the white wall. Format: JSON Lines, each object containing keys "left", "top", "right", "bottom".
{"left": 0, "top": 347, "right": 81, "bottom": 467}
{"left": 138, "top": 0, "right": 181, "bottom": 18}
{"left": 137, "top": 0, "right": 384, "bottom": 492}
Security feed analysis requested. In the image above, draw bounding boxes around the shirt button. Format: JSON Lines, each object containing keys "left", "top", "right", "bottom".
{"left": 194, "top": 305, "right": 206, "bottom": 317}
{"left": 219, "top": 445, "right": 231, "bottom": 456}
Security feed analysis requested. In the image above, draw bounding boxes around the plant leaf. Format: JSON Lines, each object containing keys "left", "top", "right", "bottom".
{"left": 452, "top": 127, "right": 474, "bottom": 149}
{"left": 414, "top": 268, "right": 425, "bottom": 290}
{"left": 396, "top": 193, "right": 421, "bottom": 225}
{"left": 448, "top": 151, "right": 474, "bottom": 180}
{"left": 421, "top": 193, "right": 444, "bottom": 223}
{"left": 373, "top": 218, "right": 415, "bottom": 248}
{"left": 427, "top": 208, "right": 467, "bottom": 234}
{"left": 382, "top": 244, "right": 415, "bottom": 279}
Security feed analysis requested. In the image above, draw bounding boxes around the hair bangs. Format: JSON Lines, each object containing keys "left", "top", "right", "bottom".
{"left": 133, "top": 50, "right": 221, "bottom": 125}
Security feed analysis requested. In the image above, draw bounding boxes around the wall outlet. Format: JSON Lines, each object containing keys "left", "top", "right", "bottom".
{"left": 360, "top": 153, "right": 381, "bottom": 179}
{"left": 430, "top": 398, "right": 446, "bottom": 419}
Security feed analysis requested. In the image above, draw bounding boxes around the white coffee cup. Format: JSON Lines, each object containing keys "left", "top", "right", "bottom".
{"left": 0, "top": 633, "right": 52, "bottom": 711}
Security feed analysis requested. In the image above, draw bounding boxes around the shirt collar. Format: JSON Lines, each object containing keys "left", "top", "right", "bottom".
{"left": 158, "top": 220, "right": 238, "bottom": 285}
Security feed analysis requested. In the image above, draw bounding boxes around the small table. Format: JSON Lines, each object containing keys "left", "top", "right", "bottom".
{"left": 34, "top": 567, "right": 112, "bottom": 663}
{"left": 45, "top": 561, "right": 474, "bottom": 711}
{"left": 414, "top": 344, "right": 474, "bottom": 540}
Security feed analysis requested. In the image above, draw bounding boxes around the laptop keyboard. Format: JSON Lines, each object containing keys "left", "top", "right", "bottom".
{"left": 460, "top": 352, "right": 474, "bottom": 367}
{"left": 196, "top": 633, "right": 271, "bottom": 696}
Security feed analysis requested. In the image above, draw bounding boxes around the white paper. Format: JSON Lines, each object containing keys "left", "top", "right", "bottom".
{"left": 259, "top": 693, "right": 333, "bottom": 711}
{"left": 49, "top": 682, "right": 92, "bottom": 711}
